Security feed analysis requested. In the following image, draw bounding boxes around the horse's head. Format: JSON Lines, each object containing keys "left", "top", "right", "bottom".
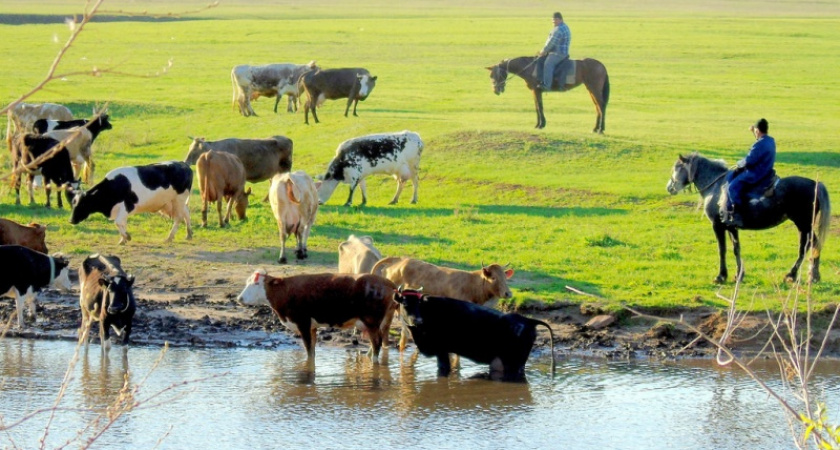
{"left": 666, "top": 154, "right": 693, "bottom": 195}
{"left": 486, "top": 60, "right": 508, "bottom": 95}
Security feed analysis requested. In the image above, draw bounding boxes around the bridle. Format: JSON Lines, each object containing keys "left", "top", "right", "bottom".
{"left": 673, "top": 157, "right": 727, "bottom": 194}
{"left": 494, "top": 58, "right": 539, "bottom": 90}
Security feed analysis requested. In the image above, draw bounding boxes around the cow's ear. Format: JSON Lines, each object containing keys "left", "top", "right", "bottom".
{"left": 678, "top": 154, "right": 687, "bottom": 162}
{"left": 485, "top": 66, "right": 494, "bottom": 71}
{"left": 504, "top": 269, "right": 514, "bottom": 279}
{"left": 99, "top": 276, "right": 111, "bottom": 287}
{"left": 244, "top": 187, "right": 252, "bottom": 196}
{"left": 371, "top": 76, "right": 377, "bottom": 81}
{"left": 126, "top": 274, "right": 135, "bottom": 286}
{"left": 482, "top": 267, "right": 492, "bottom": 277}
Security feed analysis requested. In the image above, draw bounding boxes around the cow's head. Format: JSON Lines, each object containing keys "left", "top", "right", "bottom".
{"left": 63, "top": 179, "right": 81, "bottom": 208}
{"left": 234, "top": 187, "right": 252, "bottom": 220}
{"left": 237, "top": 269, "right": 270, "bottom": 307}
{"left": 315, "top": 169, "right": 341, "bottom": 205}
{"left": 356, "top": 74, "right": 378, "bottom": 100}
{"left": 184, "top": 137, "right": 208, "bottom": 165}
{"left": 394, "top": 286, "right": 425, "bottom": 327}
{"left": 68, "top": 185, "right": 93, "bottom": 225}
{"left": 50, "top": 253, "right": 73, "bottom": 292}
{"left": 94, "top": 113, "right": 113, "bottom": 132}
{"left": 102, "top": 273, "right": 135, "bottom": 315}
{"left": 481, "top": 263, "right": 514, "bottom": 300}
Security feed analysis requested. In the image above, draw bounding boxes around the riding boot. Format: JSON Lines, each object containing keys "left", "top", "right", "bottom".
{"left": 721, "top": 207, "right": 744, "bottom": 228}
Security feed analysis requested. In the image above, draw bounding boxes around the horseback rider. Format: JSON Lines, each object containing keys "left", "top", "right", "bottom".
{"left": 722, "top": 118, "right": 776, "bottom": 227}
{"left": 537, "top": 12, "right": 571, "bottom": 91}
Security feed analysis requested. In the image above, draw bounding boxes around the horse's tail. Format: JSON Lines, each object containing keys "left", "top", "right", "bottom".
{"left": 815, "top": 182, "right": 831, "bottom": 251}
{"left": 602, "top": 73, "right": 610, "bottom": 110}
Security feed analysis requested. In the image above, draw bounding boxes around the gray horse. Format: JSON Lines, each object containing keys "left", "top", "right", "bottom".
{"left": 666, "top": 153, "right": 830, "bottom": 284}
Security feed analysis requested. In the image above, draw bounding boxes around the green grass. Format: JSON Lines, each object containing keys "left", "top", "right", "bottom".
{"left": 1, "top": 0, "right": 838, "bottom": 312}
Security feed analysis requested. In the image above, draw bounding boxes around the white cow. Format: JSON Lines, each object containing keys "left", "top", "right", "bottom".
{"left": 338, "top": 235, "right": 382, "bottom": 274}
{"left": 269, "top": 171, "right": 319, "bottom": 264}
{"left": 317, "top": 130, "right": 423, "bottom": 206}
{"left": 231, "top": 61, "right": 318, "bottom": 117}
{"left": 6, "top": 102, "right": 73, "bottom": 152}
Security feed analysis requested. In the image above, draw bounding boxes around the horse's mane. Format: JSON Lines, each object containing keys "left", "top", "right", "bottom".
{"left": 687, "top": 152, "right": 728, "bottom": 170}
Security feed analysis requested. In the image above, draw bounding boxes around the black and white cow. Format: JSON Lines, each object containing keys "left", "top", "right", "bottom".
{"left": 0, "top": 245, "right": 72, "bottom": 328}
{"left": 12, "top": 133, "right": 79, "bottom": 208}
{"left": 79, "top": 253, "right": 136, "bottom": 350}
{"left": 317, "top": 130, "right": 423, "bottom": 206}
{"left": 301, "top": 68, "right": 377, "bottom": 124}
{"left": 394, "top": 288, "right": 555, "bottom": 381}
{"left": 69, "top": 161, "right": 193, "bottom": 245}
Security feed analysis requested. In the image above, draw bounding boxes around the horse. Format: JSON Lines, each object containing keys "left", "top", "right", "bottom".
{"left": 486, "top": 56, "right": 610, "bottom": 133}
{"left": 666, "top": 153, "right": 830, "bottom": 284}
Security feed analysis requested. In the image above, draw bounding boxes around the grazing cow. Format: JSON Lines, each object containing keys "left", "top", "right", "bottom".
{"left": 231, "top": 61, "right": 318, "bottom": 116}
{"left": 0, "top": 245, "right": 72, "bottom": 328}
{"left": 237, "top": 270, "right": 398, "bottom": 359}
{"left": 317, "top": 130, "right": 423, "bottom": 206}
{"left": 269, "top": 171, "right": 318, "bottom": 264}
{"left": 372, "top": 257, "right": 515, "bottom": 351}
{"left": 69, "top": 161, "right": 193, "bottom": 245}
{"left": 79, "top": 254, "right": 136, "bottom": 351}
{"left": 338, "top": 234, "right": 382, "bottom": 274}
{"left": 5, "top": 102, "right": 73, "bottom": 152}
{"left": 41, "top": 114, "right": 113, "bottom": 183}
{"left": 184, "top": 136, "right": 293, "bottom": 183}
{"left": 395, "top": 288, "right": 555, "bottom": 381}
{"left": 196, "top": 150, "right": 251, "bottom": 227}
{"left": 11, "top": 133, "right": 79, "bottom": 208}
{"left": 0, "top": 218, "right": 48, "bottom": 253}
{"left": 301, "top": 68, "right": 377, "bottom": 124}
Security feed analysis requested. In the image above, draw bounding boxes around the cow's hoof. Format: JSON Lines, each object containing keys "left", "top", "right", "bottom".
{"left": 278, "top": 256, "right": 287, "bottom": 264}
{"left": 388, "top": 200, "right": 397, "bottom": 205}
{"left": 343, "top": 202, "right": 352, "bottom": 207}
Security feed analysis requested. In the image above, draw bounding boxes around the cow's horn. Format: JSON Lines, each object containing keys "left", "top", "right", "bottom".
{"left": 504, "top": 262, "right": 511, "bottom": 268}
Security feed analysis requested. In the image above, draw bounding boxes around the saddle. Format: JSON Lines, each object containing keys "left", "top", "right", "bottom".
{"left": 533, "top": 58, "right": 576, "bottom": 91}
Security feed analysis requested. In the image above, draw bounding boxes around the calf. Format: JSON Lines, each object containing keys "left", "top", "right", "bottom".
{"left": 42, "top": 114, "right": 113, "bottom": 183}
{"left": 196, "top": 150, "right": 251, "bottom": 227}
{"left": 317, "top": 130, "right": 423, "bottom": 206}
{"left": 0, "top": 245, "right": 72, "bottom": 328}
{"left": 33, "top": 118, "right": 87, "bottom": 135}
{"left": 269, "top": 171, "right": 319, "bottom": 264}
{"left": 184, "top": 136, "right": 293, "bottom": 183}
{"left": 395, "top": 288, "right": 555, "bottom": 381}
{"left": 372, "top": 257, "right": 514, "bottom": 351}
{"left": 231, "top": 61, "right": 318, "bottom": 116}
{"left": 6, "top": 102, "right": 73, "bottom": 152}
{"left": 301, "top": 68, "right": 377, "bottom": 124}
{"left": 79, "top": 254, "right": 136, "bottom": 351}
{"left": 0, "top": 218, "right": 48, "bottom": 253}
{"left": 338, "top": 234, "right": 382, "bottom": 274}
{"left": 69, "top": 161, "right": 193, "bottom": 245}
{"left": 237, "top": 270, "right": 397, "bottom": 360}
{"left": 11, "top": 133, "right": 78, "bottom": 208}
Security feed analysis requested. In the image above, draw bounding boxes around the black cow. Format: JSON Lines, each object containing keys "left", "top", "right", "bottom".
{"left": 394, "top": 289, "right": 555, "bottom": 381}
{"left": 0, "top": 245, "right": 72, "bottom": 328}
{"left": 301, "top": 68, "right": 377, "bottom": 124}
{"left": 12, "top": 133, "right": 79, "bottom": 208}
{"left": 79, "top": 253, "right": 136, "bottom": 350}
{"left": 69, "top": 161, "right": 193, "bottom": 245}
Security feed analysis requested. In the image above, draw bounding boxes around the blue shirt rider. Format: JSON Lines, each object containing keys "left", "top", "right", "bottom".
{"left": 538, "top": 12, "right": 571, "bottom": 91}
{"left": 723, "top": 118, "right": 776, "bottom": 227}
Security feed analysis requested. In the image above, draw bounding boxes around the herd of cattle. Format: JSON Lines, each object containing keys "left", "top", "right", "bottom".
{"left": 1, "top": 61, "right": 552, "bottom": 381}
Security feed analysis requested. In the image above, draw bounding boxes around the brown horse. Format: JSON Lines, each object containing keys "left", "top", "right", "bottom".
{"left": 487, "top": 56, "right": 610, "bottom": 133}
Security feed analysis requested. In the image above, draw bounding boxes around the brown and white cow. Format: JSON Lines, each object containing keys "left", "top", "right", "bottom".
{"left": 338, "top": 234, "right": 382, "bottom": 274}
{"left": 231, "top": 61, "right": 318, "bottom": 117}
{"left": 237, "top": 270, "right": 397, "bottom": 360}
{"left": 301, "top": 68, "right": 377, "bottom": 124}
{"left": 196, "top": 150, "right": 251, "bottom": 228}
{"left": 0, "top": 218, "right": 48, "bottom": 253}
{"left": 269, "top": 171, "right": 318, "bottom": 264}
{"left": 372, "top": 257, "right": 515, "bottom": 351}
{"left": 5, "top": 102, "right": 73, "bottom": 153}
{"left": 184, "top": 136, "right": 293, "bottom": 184}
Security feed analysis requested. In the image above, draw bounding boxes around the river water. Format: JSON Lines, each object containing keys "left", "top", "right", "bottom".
{"left": 1, "top": 338, "right": 838, "bottom": 449}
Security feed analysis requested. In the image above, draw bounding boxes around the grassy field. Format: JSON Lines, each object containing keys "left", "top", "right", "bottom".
{"left": 1, "top": 0, "right": 838, "bottom": 311}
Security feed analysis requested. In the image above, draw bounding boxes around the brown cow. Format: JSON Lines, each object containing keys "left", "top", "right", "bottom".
{"left": 269, "top": 171, "right": 318, "bottom": 264}
{"left": 196, "top": 151, "right": 251, "bottom": 228}
{"left": 301, "top": 68, "right": 377, "bottom": 124}
{"left": 372, "top": 257, "right": 515, "bottom": 351}
{"left": 184, "top": 136, "right": 293, "bottom": 184}
{"left": 0, "top": 218, "right": 48, "bottom": 253}
{"left": 338, "top": 235, "right": 382, "bottom": 274}
{"left": 236, "top": 270, "right": 397, "bottom": 360}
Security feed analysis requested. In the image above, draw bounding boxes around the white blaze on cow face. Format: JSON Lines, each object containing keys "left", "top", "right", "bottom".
{"left": 357, "top": 75, "right": 372, "bottom": 98}
{"left": 237, "top": 270, "right": 269, "bottom": 306}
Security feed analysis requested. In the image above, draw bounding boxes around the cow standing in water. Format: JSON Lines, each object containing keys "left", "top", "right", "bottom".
{"left": 79, "top": 254, "right": 136, "bottom": 351}
{"left": 1, "top": 245, "right": 72, "bottom": 328}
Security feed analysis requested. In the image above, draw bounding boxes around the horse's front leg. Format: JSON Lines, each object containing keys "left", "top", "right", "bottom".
{"left": 532, "top": 89, "right": 546, "bottom": 129}
{"left": 713, "top": 223, "right": 728, "bottom": 284}
{"left": 728, "top": 228, "right": 744, "bottom": 282}
{"left": 785, "top": 231, "right": 809, "bottom": 282}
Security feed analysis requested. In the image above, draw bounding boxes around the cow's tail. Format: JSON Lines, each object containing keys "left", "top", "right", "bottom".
{"left": 231, "top": 70, "right": 238, "bottom": 111}
{"left": 371, "top": 256, "right": 402, "bottom": 277}
{"left": 530, "top": 318, "right": 556, "bottom": 376}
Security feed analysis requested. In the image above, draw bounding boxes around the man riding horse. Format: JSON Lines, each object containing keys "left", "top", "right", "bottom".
{"left": 537, "top": 12, "right": 571, "bottom": 91}
{"left": 721, "top": 118, "right": 776, "bottom": 227}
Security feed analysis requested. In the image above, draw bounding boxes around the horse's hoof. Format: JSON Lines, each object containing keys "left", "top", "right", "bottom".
{"left": 714, "top": 275, "right": 726, "bottom": 284}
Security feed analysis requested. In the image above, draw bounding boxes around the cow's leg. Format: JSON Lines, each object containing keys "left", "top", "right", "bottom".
{"left": 352, "top": 99, "right": 360, "bottom": 117}
{"left": 13, "top": 172, "right": 22, "bottom": 205}
{"left": 218, "top": 197, "right": 227, "bottom": 227}
{"left": 27, "top": 173, "right": 36, "bottom": 205}
{"left": 304, "top": 97, "right": 311, "bottom": 124}
{"left": 45, "top": 181, "right": 55, "bottom": 208}
{"left": 278, "top": 228, "right": 288, "bottom": 264}
{"left": 99, "top": 309, "right": 111, "bottom": 353}
{"left": 24, "top": 288, "right": 37, "bottom": 324}
{"left": 367, "top": 327, "right": 383, "bottom": 359}
{"left": 201, "top": 198, "right": 209, "bottom": 227}
{"left": 182, "top": 199, "right": 193, "bottom": 240}
{"left": 114, "top": 208, "right": 132, "bottom": 245}
{"left": 273, "top": 95, "right": 281, "bottom": 114}
{"left": 294, "top": 228, "right": 305, "bottom": 260}
{"left": 299, "top": 325, "right": 316, "bottom": 359}
{"left": 436, "top": 352, "right": 452, "bottom": 377}
{"left": 344, "top": 181, "right": 360, "bottom": 207}
{"left": 389, "top": 171, "right": 408, "bottom": 205}
{"left": 164, "top": 202, "right": 182, "bottom": 243}
{"left": 12, "top": 288, "right": 24, "bottom": 328}
{"left": 85, "top": 157, "right": 95, "bottom": 185}
{"left": 359, "top": 179, "right": 368, "bottom": 206}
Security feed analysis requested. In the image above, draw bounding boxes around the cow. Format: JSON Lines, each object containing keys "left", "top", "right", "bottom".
{"left": 11, "top": 133, "right": 79, "bottom": 208}
{"left": 231, "top": 61, "right": 318, "bottom": 117}
{"left": 40, "top": 114, "right": 113, "bottom": 183}
{"left": 0, "top": 218, "right": 48, "bottom": 253}
{"left": 317, "top": 130, "right": 423, "bottom": 206}
{"left": 268, "top": 171, "right": 318, "bottom": 264}
{"left": 394, "top": 288, "right": 555, "bottom": 381}
{"left": 338, "top": 234, "right": 382, "bottom": 274}
{"left": 372, "top": 257, "right": 515, "bottom": 351}
{"left": 236, "top": 270, "right": 398, "bottom": 360}
{"left": 184, "top": 136, "right": 293, "bottom": 184}
{"left": 5, "top": 102, "right": 73, "bottom": 153}
{"left": 301, "top": 68, "right": 377, "bottom": 124}
{"left": 196, "top": 150, "right": 251, "bottom": 228}
{"left": 0, "top": 245, "right": 72, "bottom": 328}
{"left": 78, "top": 254, "right": 136, "bottom": 351}
{"left": 69, "top": 161, "right": 193, "bottom": 245}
